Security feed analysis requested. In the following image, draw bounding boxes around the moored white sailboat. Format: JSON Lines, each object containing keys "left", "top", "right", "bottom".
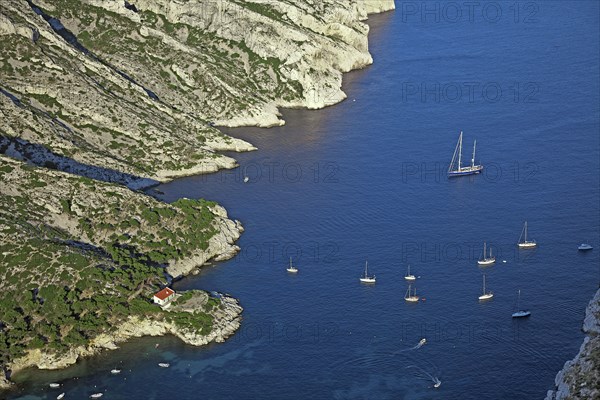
{"left": 517, "top": 221, "right": 537, "bottom": 249}
{"left": 477, "top": 242, "right": 496, "bottom": 266}
{"left": 478, "top": 274, "right": 493, "bottom": 300}
{"left": 286, "top": 257, "right": 298, "bottom": 273}
{"left": 405, "top": 285, "right": 419, "bottom": 302}
{"left": 404, "top": 265, "right": 416, "bottom": 281}
{"left": 359, "top": 261, "right": 376, "bottom": 283}
{"left": 447, "top": 131, "right": 483, "bottom": 177}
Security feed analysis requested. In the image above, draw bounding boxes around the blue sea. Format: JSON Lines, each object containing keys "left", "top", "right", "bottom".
{"left": 9, "top": 1, "right": 600, "bottom": 399}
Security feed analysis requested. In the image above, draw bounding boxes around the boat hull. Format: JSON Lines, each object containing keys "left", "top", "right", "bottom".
{"left": 477, "top": 258, "right": 496, "bottom": 266}
{"left": 405, "top": 297, "right": 419, "bottom": 302}
{"left": 404, "top": 275, "right": 416, "bottom": 281}
{"left": 360, "top": 278, "right": 376, "bottom": 283}
{"left": 518, "top": 242, "right": 537, "bottom": 249}
{"left": 286, "top": 268, "right": 298, "bottom": 273}
{"left": 447, "top": 165, "right": 483, "bottom": 177}
{"left": 478, "top": 294, "right": 493, "bottom": 300}
{"left": 512, "top": 310, "right": 531, "bottom": 318}
{"left": 578, "top": 244, "right": 593, "bottom": 251}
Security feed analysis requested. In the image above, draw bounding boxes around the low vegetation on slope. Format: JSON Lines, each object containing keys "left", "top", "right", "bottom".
{"left": 0, "top": 155, "right": 225, "bottom": 367}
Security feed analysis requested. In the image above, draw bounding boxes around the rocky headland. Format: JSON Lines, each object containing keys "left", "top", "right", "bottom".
{"left": 0, "top": 0, "right": 395, "bottom": 390}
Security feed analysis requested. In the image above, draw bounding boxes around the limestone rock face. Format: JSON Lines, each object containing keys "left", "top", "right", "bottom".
{"left": 167, "top": 204, "right": 244, "bottom": 278}
{"left": 0, "top": 374, "right": 11, "bottom": 390}
{"left": 1, "top": 0, "right": 393, "bottom": 183}
{"left": 545, "top": 289, "right": 600, "bottom": 400}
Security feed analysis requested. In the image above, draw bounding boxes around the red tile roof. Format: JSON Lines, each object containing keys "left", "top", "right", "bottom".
{"left": 154, "top": 287, "right": 175, "bottom": 300}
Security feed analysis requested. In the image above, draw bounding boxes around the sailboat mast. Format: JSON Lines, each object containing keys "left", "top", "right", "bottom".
{"left": 483, "top": 242, "right": 486, "bottom": 259}
{"left": 472, "top": 140, "right": 476, "bottom": 167}
{"left": 524, "top": 221, "right": 528, "bottom": 242}
{"left": 482, "top": 275, "right": 486, "bottom": 294}
{"left": 458, "top": 131, "right": 463, "bottom": 169}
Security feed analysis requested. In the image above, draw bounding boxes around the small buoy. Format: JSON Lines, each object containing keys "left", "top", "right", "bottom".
{"left": 502, "top": 260, "right": 507, "bottom": 263}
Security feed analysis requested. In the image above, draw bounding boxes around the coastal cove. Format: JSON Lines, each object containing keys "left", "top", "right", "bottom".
{"left": 3, "top": 1, "right": 600, "bottom": 400}
{"left": 143, "top": 3, "right": 600, "bottom": 399}
{"left": 0, "top": 0, "right": 397, "bottom": 396}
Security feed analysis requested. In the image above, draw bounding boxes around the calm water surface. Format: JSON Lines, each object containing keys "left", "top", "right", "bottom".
{"left": 10, "top": 1, "right": 600, "bottom": 399}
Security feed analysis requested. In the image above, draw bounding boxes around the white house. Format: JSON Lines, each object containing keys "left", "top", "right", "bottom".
{"left": 153, "top": 287, "right": 175, "bottom": 306}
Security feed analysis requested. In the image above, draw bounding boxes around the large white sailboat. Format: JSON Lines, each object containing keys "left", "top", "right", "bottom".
{"left": 359, "top": 261, "right": 376, "bottom": 283}
{"left": 478, "top": 274, "right": 493, "bottom": 301}
{"left": 477, "top": 242, "right": 496, "bottom": 266}
{"left": 447, "top": 131, "right": 483, "bottom": 177}
{"left": 517, "top": 221, "right": 537, "bottom": 249}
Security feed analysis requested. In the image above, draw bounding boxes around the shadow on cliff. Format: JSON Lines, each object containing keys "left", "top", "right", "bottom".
{"left": 0, "top": 135, "right": 158, "bottom": 190}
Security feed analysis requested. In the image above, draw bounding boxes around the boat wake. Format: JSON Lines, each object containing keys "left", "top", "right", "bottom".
{"left": 406, "top": 364, "right": 441, "bottom": 388}
{"left": 331, "top": 339, "right": 429, "bottom": 370}
{"left": 391, "top": 338, "right": 427, "bottom": 355}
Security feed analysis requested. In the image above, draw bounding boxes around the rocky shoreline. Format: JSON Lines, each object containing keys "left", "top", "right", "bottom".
{"left": 545, "top": 288, "right": 600, "bottom": 400}
{"left": 7, "top": 293, "right": 242, "bottom": 382}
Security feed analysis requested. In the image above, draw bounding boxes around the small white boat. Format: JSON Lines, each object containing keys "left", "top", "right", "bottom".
{"left": 359, "top": 261, "right": 376, "bottom": 283}
{"left": 57, "top": 393, "right": 65, "bottom": 400}
{"left": 478, "top": 274, "right": 493, "bottom": 301}
{"left": 158, "top": 362, "right": 170, "bottom": 368}
{"left": 405, "top": 285, "right": 419, "bottom": 302}
{"left": 477, "top": 242, "right": 496, "bottom": 265}
{"left": 49, "top": 383, "right": 61, "bottom": 388}
{"left": 512, "top": 290, "right": 531, "bottom": 318}
{"left": 110, "top": 369, "right": 121, "bottom": 374}
{"left": 433, "top": 379, "right": 442, "bottom": 388}
{"left": 286, "top": 257, "right": 298, "bottom": 273}
{"left": 419, "top": 338, "right": 427, "bottom": 346}
{"left": 90, "top": 394, "right": 103, "bottom": 399}
{"left": 243, "top": 176, "right": 249, "bottom": 183}
{"left": 404, "top": 265, "right": 416, "bottom": 281}
{"left": 578, "top": 243, "right": 593, "bottom": 251}
{"left": 517, "top": 221, "right": 537, "bottom": 249}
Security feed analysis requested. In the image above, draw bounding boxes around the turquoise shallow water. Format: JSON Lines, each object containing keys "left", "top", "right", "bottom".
{"left": 8, "top": 1, "right": 600, "bottom": 399}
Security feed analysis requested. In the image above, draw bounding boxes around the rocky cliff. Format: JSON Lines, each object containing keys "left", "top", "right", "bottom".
{"left": 1, "top": 0, "right": 394, "bottom": 183}
{"left": 545, "top": 288, "right": 600, "bottom": 400}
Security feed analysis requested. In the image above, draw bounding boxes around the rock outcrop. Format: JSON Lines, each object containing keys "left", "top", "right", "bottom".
{"left": 0, "top": 373, "right": 11, "bottom": 390}
{"left": 545, "top": 289, "right": 600, "bottom": 400}
{"left": 10, "top": 293, "right": 242, "bottom": 375}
